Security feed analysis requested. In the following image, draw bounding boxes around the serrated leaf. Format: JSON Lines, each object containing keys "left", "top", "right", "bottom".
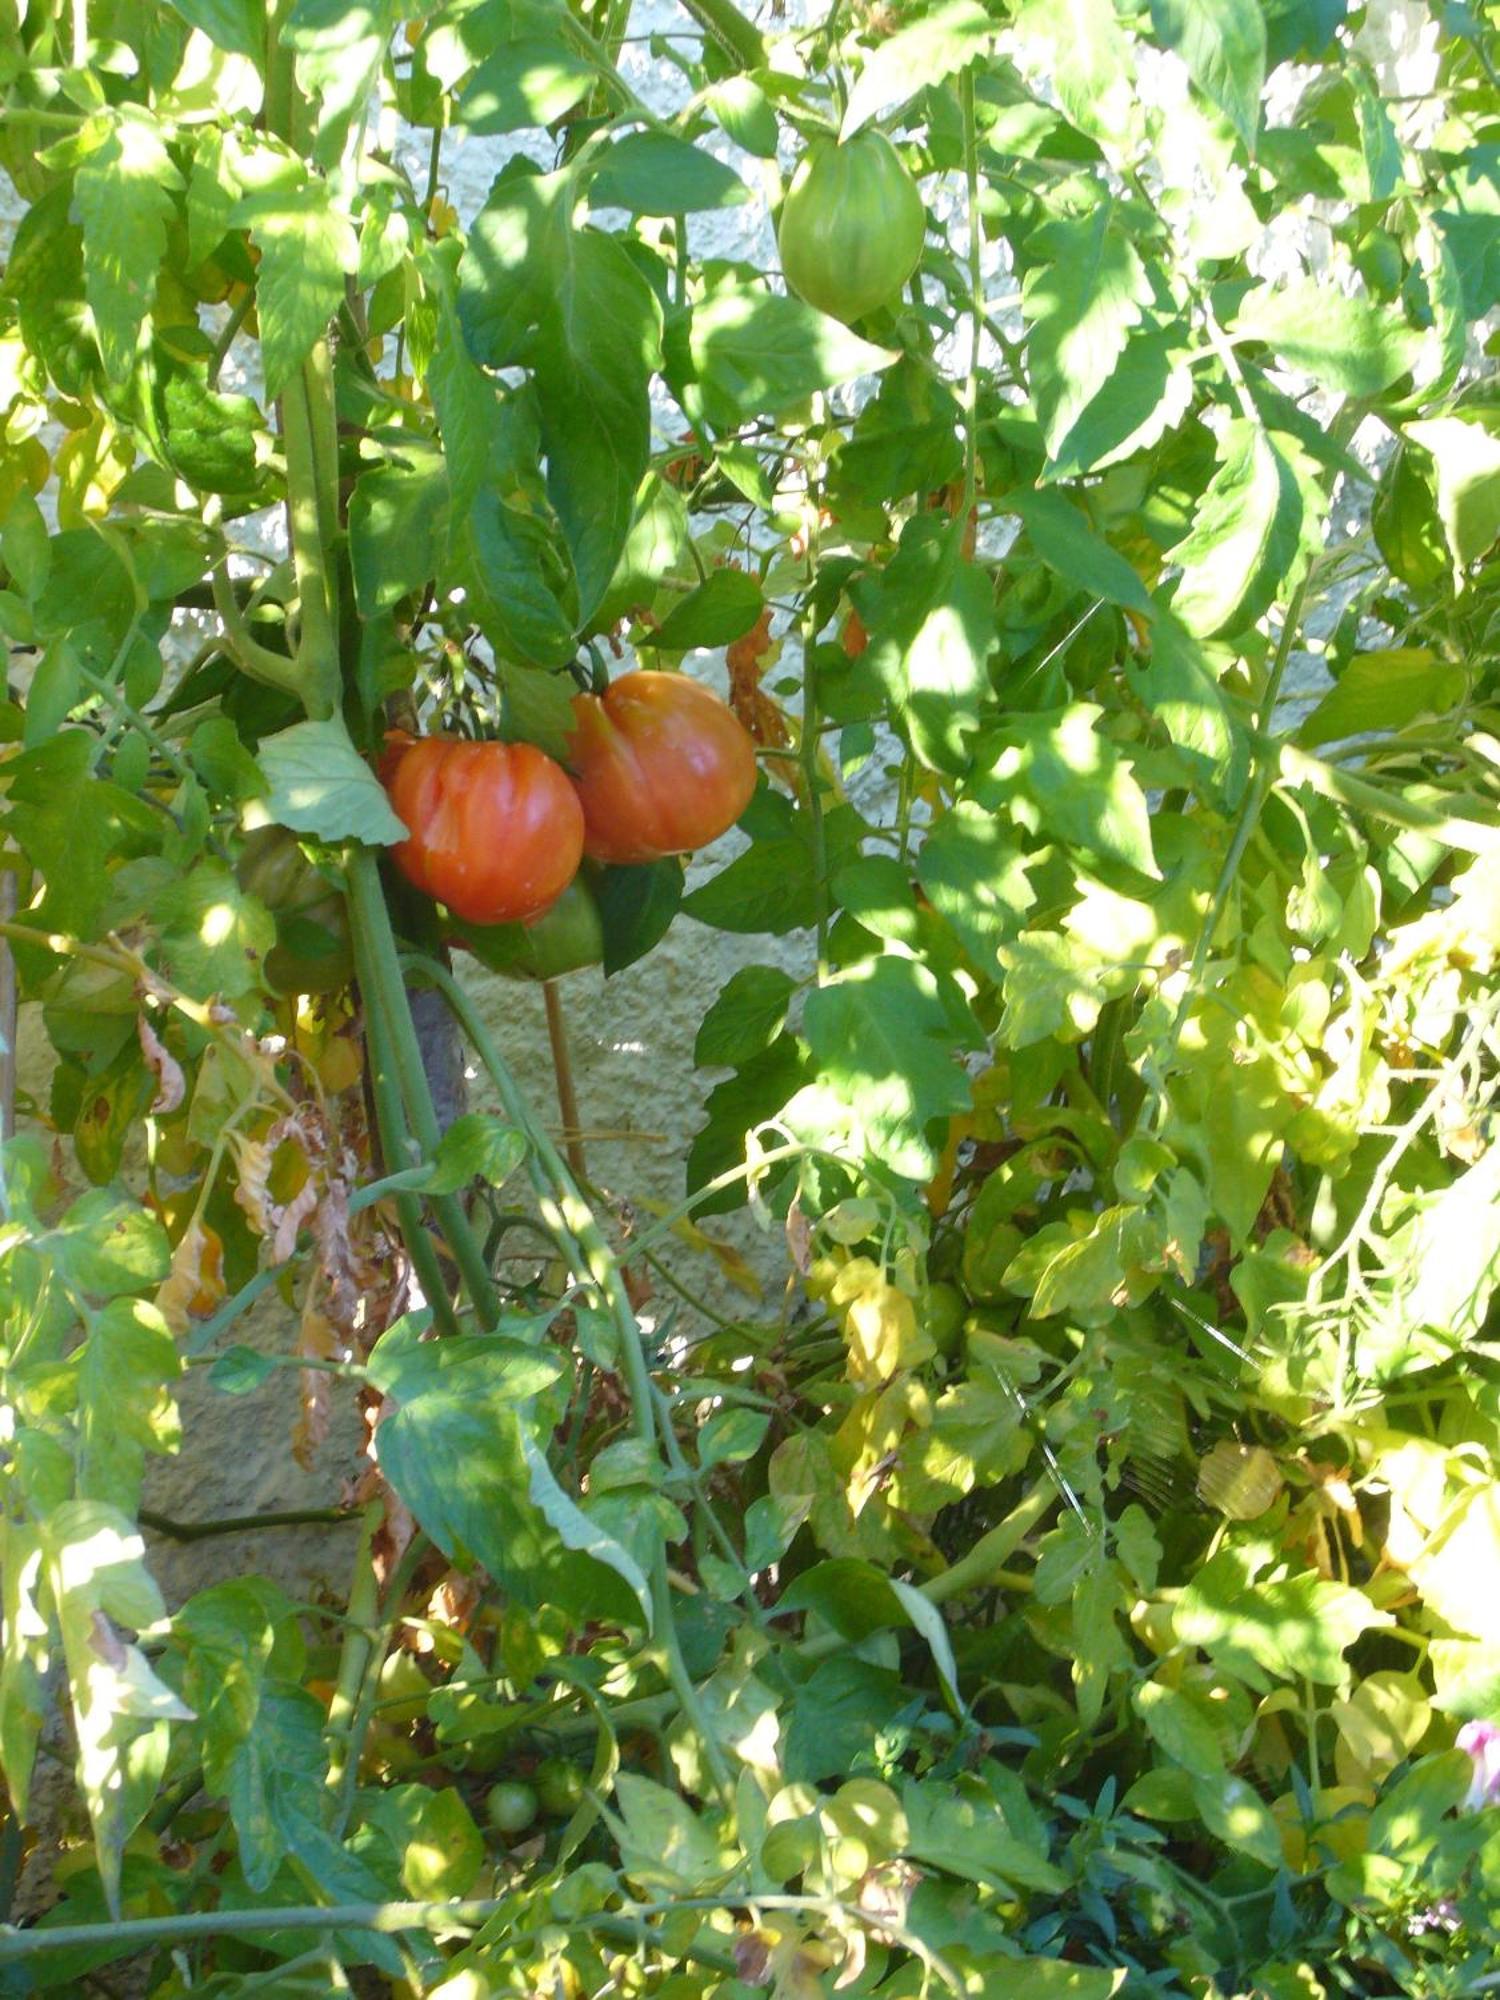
{"left": 163, "top": 0, "right": 263, "bottom": 59}
{"left": 428, "top": 1113, "right": 527, "bottom": 1195}
{"left": 258, "top": 718, "right": 408, "bottom": 845}
{"left": 456, "top": 36, "right": 594, "bottom": 133}
{"left": 972, "top": 703, "right": 1159, "bottom": 877}
{"left": 670, "top": 281, "right": 896, "bottom": 427}
{"left": 1010, "top": 489, "right": 1152, "bottom": 611}
{"left": 858, "top": 514, "right": 994, "bottom": 775}
{"left": 1011, "top": 0, "right": 1136, "bottom": 147}
{"left": 238, "top": 177, "right": 357, "bottom": 397}
{"left": 1169, "top": 420, "right": 1302, "bottom": 636}
{"left": 348, "top": 436, "right": 447, "bottom": 617}
{"left": 1149, "top": 0, "right": 1265, "bottom": 151}
{"left": 1043, "top": 326, "right": 1193, "bottom": 481}
{"left": 285, "top": 0, "right": 402, "bottom": 160}
{"left": 1022, "top": 210, "right": 1155, "bottom": 469}
{"left": 841, "top": 0, "right": 993, "bottom": 137}
{"left": 75, "top": 108, "right": 182, "bottom": 383}
{"left": 800, "top": 955, "right": 978, "bottom": 1180}
{"left": 1403, "top": 416, "right": 1500, "bottom": 582}
{"left": 1295, "top": 646, "right": 1464, "bottom": 745}
{"left": 1229, "top": 280, "right": 1427, "bottom": 399}
{"left": 459, "top": 171, "right": 661, "bottom": 619}
{"left": 705, "top": 75, "right": 778, "bottom": 156}
{"left": 916, "top": 805, "right": 1036, "bottom": 965}
{"left": 1128, "top": 615, "right": 1247, "bottom": 801}
{"left": 643, "top": 567, "right": 763, "bottom": 650}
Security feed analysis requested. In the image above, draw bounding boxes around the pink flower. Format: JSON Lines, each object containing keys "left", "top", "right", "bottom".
{"left": 1457, "top": 1719, "right": 1500, "bottom": 1809}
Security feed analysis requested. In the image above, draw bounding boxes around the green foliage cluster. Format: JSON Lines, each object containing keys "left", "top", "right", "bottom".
{"left": 1, "top": 0, "right": 1499, "bottom": 1993}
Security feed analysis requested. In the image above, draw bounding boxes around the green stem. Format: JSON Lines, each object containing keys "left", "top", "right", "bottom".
{"left": 400, "top": 953, "right": 736, "bottom": 1808}
{"left": 140, "top": 1505, "right": 357, "bottom": 1542}
{"left": 323, "top": 1501, "right": 382, "bottom": 1798}
{"left": 349, "top": 884, "right": 463, "bottom": 1338}
{"left": 210, "top": 563, "right": 306, "bottom": 700}
{"left": 277, "top": 347, "right": 341, "bottom": 719}
{"left": 960, "top": 68, "right": 982, "bottom": 521}
{"left": 347, "top": 851, "right": 502, "bottom": 1325}
{"left": 332, "top": 1531, "right": 431, "bottom": 1836}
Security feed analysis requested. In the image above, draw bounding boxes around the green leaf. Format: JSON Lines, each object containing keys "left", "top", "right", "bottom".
{"left": 237, "top": 176, "right": 358, "bottom": 397}
{"left": 1176, "top": 1546, "right": 1391, "bottom": 1688}
{"left": 1012, "top": 0, "right": 1135, "bottom": 147}
{"left": 589, "top": 132, "right": 748, "bottom": 214}
{"left": 155, "top": 858, "right": 278, "bottom": 1000}
{"left": 857, "top": 514, "right": 994, "bottom": 775}
{"left": 643, "top": 568, "right": 763, "bottom": 650}
{"left": 783, "top": 1656, "right": 904, "bottom": 1784}
{"left": 1022, "top": 210, "right": 1155, "bottom": 471}
{"left": 609, "top": 1773, "right": 724, "bottom": 1890}
{"left": 594, "top": 858, "right": 684, "bottom": 976}
{"left": 669, "top": 280, "right": 896, "bottom": 427}
{"left": 156, "top": 360, "right": 264, "bottom": 496}
{"left": 1403, "top": 416, "right": 1500, "bottom": 581}
{"left": 694, "top": 965, "right": 797, "bottom": 1068}
{"left": 456, "top": 37, "right": 595, "bottom": 133}
{"left": 1168, "top": 420, "right": 1302, "bottom": 637}
{"left": 1228, "top": 280, "right": 1427, "bottom": 399}
{"left": 0, "top": 1521, "right": 47, "bottom": 1821}
{"left": 799, "top": 955, "right": 978, "bottom": 1180}
{"left": 1127, "top": 615, "right": 1247, "bottom": 801}
{"left": 459, "top": 172, "right": 661, "bottom": 618}
{"left": 1295, "top": 647, "right": 1465, "bottom": 746}
{"left": 1190, "top": 1770, "right": 1282, "bottom": 1867}
{"left": 1043, "top": 328, "right": 1192, "bottom": 483}
{"left": 41, "top": 1502, "right": 191, "bottom": 1916}
{"left": 686, "top": 1036, "right": 809, "bottom": 1216}
{"left": 840, "top": 0, "right": 993, "bottom": 137}
{"left": 971, "top": 703, "right": 1159, "bottom": 877}
{"left": 901, "top": 1779, "right": 1070, "bottom": 1894}
{"left": 698, "top": 1405, "right": 770, "bottom": 1468}
{"left": 1010, "top": 489, "right": 1152, "bottom": 612}
{"left": 285, "top": 0, "right": 402, "bottom": 161}
{"left": 916, "top": 805, "right": 1036, "bottom": 967}
{"left": 208, "top": 1345, "right": 280, "bottom": 1393}
{"left": 76, "top": 1300, "right": 181, "bottom": 1510}
{"left": 684, "top": 791, "right": 862, "bottom": 935}
{"left": 74, "top": 109, "right": 182, "bottom": 382}
{"left": 348, "top": 435, "right": 447, "bottom": 617}
{"left": 520, "top": 1433, "right": 652, "bottom": 1627}
{"left": 1133, "top": 1680, "right": 1226, "bottom": 1779}
{"left": 705, "top": 75, "right": 778, "bottom": 157}
{"left": 257, "top": 718, "right": 408, "bottom": 846}
{"left": 427, "top": 1113, "right": 528, "bottom": 1196}
{"left": 162, "top": 0, "right": 264, "bottom": 59}
{"left": 46, "top": 1189, "right": 171, "bottom": 1298}
{"left": 1148, "top": 0, "right": 1266, "bottom": 151}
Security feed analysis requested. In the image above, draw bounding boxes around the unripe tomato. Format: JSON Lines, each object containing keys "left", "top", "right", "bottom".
{"left": 376, "top": 1647, "right": 432, "bottom": 1724}
{"left": 777, "top": 130, "right": 926, "bottom": 323}
{"left": 383, "top": 736, "right": 585, "bottom": 926}
{"left": 564, "top": 671, "right": 757, "bottom": 865}
{"left": 236, "top": 825, "right": 354, "bottom": 996}
{"left": 485, "top": 1780, "right": 540, "bottom": 1834}
{"left": 452, "top": 873, "right": 605, "bottom": 981}
{"left": 533, "top": 1756, "right": 587, "bottom": 1818}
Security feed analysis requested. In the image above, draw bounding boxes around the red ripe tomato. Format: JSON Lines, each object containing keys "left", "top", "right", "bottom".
{"left": 565, "top": 671, "right": 757, "bottom": 865}
{"left": 383, "top": 736, "right": 584, "bottom": 925}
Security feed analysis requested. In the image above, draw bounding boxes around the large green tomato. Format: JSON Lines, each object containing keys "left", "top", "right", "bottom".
{"left": 236, "top": 825, "right": 354, "bottom": 996}
{"left": 452, "top": 874, "right": 605, "bottom": 981}
{"left": 777, "top": 130, "right": 926, "bottom": 323}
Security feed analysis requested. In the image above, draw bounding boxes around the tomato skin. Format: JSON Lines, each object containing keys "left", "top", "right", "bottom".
{"left": 565, "top": 671, "right": 757, "bottom": 865}
{"left": 777, "top": 131, "right": 926, "bottom": 323}
{"left": 385, "top": 737, "right": 585, "bottom": 926}
{"left": 486, "top": 1780, "right": 540, "bottom": 1835}
{"left": 452, "top": 873, "right": 606, "bottom": 981}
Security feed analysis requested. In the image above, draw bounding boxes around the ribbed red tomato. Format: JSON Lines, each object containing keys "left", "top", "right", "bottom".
{"left": 383, "top": 736, "right": 584, "bottom": 925}
{"left": 565, "top": 671, "right": 757, "bottom": 865}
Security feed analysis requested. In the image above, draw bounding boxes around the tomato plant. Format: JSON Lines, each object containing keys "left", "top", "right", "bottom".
{"left": 2, "top": 0, "right": 1499, "bottom": 1994}
{"left": 777, "top": 128, "right": 927, "bottom": 323}
{"left": 565, "top": 670, "right": 758, "bottom": 863}
{"left": 384, "top": 736, "right": 585, "bottom": 925}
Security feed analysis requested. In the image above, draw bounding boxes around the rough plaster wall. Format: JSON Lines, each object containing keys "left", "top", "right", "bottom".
{"left": 0, "top": 2, "right": 1446, "bottom": 1619}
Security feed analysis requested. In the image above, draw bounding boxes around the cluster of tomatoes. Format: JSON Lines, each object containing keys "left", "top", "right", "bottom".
{"left": 381, "top": 668, "right": 758, "bottom": 966}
